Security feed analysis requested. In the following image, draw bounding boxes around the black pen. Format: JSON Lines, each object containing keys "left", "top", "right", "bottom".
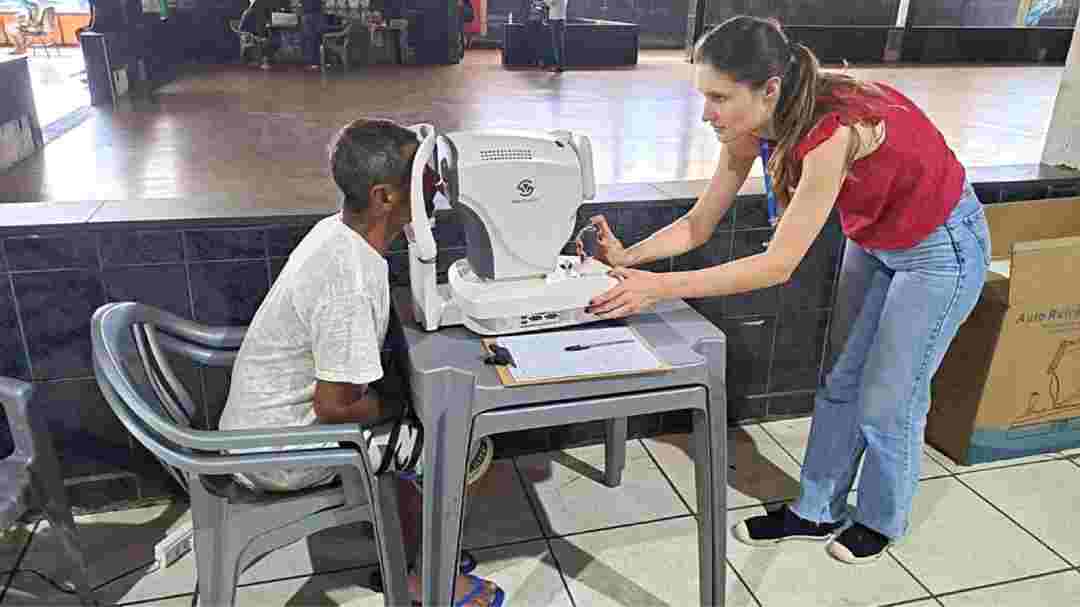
{"left": 564, "top": 339, "right": 635, "bottom": 352}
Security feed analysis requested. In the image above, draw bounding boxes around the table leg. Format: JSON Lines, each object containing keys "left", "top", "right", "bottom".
{"left": 420, "top": 370, "right": 475, "bottom": 607}
{"left": 603, "top": 417, "right": 627, "bottom": 487}
{"left": 692, "top": 405, "right": 726, "bottom": 606}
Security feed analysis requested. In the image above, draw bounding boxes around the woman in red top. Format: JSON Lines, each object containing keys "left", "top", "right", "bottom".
{"left": 583, "top": 16, "right": 990, "bottom": 563}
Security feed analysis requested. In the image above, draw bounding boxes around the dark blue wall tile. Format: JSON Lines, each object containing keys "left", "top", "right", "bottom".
{"left": 715, "top": 315, "right": 776, "bottom": 398}
{"left": 767, "top": 392, "right": 816, "bottom": 418}
{"left": 185, "top": 228, "right": 267, "bottom": 261}
{"left": 102, "top": 265, "right": 193, "bottom": 319}
{"left": 673, "top": 229, "right": 732, "bottom": 272}
{"left": 606, "top": 206, "right": 678, "bottom": 247}
{"left": 100, "top": 230, "right": 184, "bottom": 266}
{"left": 267, "top": 223, "right": 318, "bottom": 257}
{"left": 270, "top": 257, "right": 287, "bottom": 284}
{"left": 769, "top": 310, "right": 830, "bottom": 393}
{"left": 494, "top": 429, "right": 551, "bottom": 459}
{"left": 4, "top": 233, "right": 99, "bottom": 271}
{"left": 733, "top": 195, "right": 770, "bottom": 229}
{"left": 13, "top": 270, "right": 105, "bottom": 380}
{"left": 189, "top": 261, "right": 270, "bottom": 325}
{"left": 726, "top": 229, "right": 779, "bottom": 317}
{"left": 0, "top": 273, "right": 30, "bottom": 381}
{"left": 35, "top": 378, "right": 134, "bottom": 479}
{"left": 729, "top": 396, "right": 768, "bottom": 423}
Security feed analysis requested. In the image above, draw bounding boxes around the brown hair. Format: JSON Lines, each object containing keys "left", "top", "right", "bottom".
{"left": 694, "top": 16, "right": 887, "bottom": 205}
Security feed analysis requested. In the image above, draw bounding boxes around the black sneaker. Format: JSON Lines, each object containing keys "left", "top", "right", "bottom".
{"left": 732, "top": 505, "right": 843, "bottom": 547}
{"left": 827, "top": 522, "right": 890, "bottom": 564}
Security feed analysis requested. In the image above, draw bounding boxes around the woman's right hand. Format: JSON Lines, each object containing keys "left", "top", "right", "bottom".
{"left": 577, "top": 215, "right": 629, "bottom": 267}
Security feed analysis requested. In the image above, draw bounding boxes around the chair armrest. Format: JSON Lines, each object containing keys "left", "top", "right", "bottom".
{"left": 161, "top": 443, "right": 366, "bottom": 475}
{"left": 0, "top": 377, "right": 33, "bottom": 444}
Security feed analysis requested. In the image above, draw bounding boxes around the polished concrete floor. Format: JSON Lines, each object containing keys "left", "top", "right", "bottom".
{"left": 0, "top": 49, "right": 1065, "bottom": 205}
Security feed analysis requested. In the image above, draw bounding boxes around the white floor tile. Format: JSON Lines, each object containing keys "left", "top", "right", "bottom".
{"left": 727, "top": 513, "right": 929, "bottom": 607}
{"left": 516, "top": 441, "right": 690, "bottom": 536}
{"left": 468, "top": 540, "right": 575, "bottom": 607}
{"left": 236, "top": 566, "right": 381, "bottom": 607}
{"left": 550, "top": 517, "right": 755, "bottom": 606}
{"left": 644, "top": 427, "right": 802, "bottom": 511}
{"left": 890, "top": 477, "right": 1068, "bottom": 594}
{"left": 939, "top": 570, "right": 1080, "bottom": 606}
{"left": 960, "top": 459, "right": 1080, "bottom": 565}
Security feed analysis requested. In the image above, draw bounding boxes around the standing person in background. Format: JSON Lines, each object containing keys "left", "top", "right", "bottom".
{"left": 301, "top": 0, "right": 330, "bottom": 71}
{"left": 545, "top": 0, "right": 567, "bottom": 71}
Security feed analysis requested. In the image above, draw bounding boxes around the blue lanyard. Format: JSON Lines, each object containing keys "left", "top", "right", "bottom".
{"left": 759, "top": 139, "right": 779, "bottom": 226}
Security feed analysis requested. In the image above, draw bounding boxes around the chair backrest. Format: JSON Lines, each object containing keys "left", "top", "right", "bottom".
{"left": 91, "top": 302, "right": 246, "bottom": 493}
{"left": 38, "top": 6, "right": 56, "bottom": 32}
{"left": 0, "top": 378, "right": 64, "bottom": 526}
{"left": 0, "top": 379, "right": 39, "bottom": 470}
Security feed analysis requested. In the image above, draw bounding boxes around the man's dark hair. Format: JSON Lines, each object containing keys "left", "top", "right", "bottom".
{"left": 330, "top": 118, "right": 418, "bottom": 213}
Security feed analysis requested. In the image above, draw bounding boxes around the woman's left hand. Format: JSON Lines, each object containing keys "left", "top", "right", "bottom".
{"left": 587, "top": 267, "right": 664, "bottom": 319}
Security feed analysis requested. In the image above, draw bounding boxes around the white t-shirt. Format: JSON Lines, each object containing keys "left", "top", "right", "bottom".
{"left": 219, "top": 213, "right": 390, "bottom": 491}
{"left": 546, "top": 0, "right": 567, "bottom": 20}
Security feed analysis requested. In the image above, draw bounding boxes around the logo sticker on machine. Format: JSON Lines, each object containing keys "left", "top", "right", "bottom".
{"left": 513, "top": 179, "right": 539, "bottom": 203}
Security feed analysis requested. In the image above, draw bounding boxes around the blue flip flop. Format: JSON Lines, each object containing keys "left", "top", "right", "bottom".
{"left": 408, "top": 573, "right": 506, "bottom": 606}
{"left": 453, "top": 574, "right": 506, "bottom": 607}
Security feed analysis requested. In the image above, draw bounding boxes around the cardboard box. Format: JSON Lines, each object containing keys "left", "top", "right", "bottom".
{"left": 928, "top": 196, "right": 1080, "bottom": 465}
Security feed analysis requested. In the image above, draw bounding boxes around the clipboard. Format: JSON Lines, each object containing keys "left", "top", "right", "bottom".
{"left": 481, "top": 325, "right": 671, "bottom": 387}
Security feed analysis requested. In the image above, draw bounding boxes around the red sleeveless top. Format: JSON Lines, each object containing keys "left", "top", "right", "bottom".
{"left": 791, "top": 82, "right": 966, "bottom": 250}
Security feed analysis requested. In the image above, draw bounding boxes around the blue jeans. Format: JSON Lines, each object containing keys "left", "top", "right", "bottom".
{"left": 791, "top": 182, "right": 991, "bottom": 540}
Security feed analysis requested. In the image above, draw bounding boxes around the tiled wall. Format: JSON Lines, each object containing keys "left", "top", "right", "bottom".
{"left": 0, "top": 195, "right": 840, "bottom": 509}
{"left": 3, "top": 172, "right": 1078, "bottom": 510}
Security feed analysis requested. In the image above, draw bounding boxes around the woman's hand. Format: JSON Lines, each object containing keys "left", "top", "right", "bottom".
{"left": 576, "top": 215, "right": 630, "bottom": 267}
{"left": 586, "top": 267, "right": 665, "bottom": 319}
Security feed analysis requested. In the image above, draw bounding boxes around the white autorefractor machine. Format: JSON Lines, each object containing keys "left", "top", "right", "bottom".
{"left": 405, "top": 124, "right": 617, "bottom": 335}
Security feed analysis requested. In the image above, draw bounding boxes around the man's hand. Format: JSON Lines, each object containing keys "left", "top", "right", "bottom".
{"left": 586, "top": 267, "right": 665, "bottom": 319}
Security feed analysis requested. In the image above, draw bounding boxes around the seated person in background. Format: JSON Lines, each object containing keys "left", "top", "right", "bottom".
{"left": 239, "top": 0, "right": 284, "bottom": 68}
{"left": 5, "top": 0, "right": 39, "bottom": 56}
{"left": 218, "top": 118, "right": 504, "bottom": 607}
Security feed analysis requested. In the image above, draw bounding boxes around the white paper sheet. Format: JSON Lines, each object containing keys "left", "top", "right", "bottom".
{"left": 494, "top": 326, "right": 665, "bottom": 382}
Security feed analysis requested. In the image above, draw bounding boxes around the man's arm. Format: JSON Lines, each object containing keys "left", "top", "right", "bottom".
{"left": 313, "top": 380, "right": 400, "bottom": 425}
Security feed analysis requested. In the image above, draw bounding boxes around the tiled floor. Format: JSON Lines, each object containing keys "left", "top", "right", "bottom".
{"left": 4, "top": 420, "right": 1080, "bottom": 606}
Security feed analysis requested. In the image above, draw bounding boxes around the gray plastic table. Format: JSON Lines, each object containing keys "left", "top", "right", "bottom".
{"left": 389, "top": 288, "right": 729, "bottom": 606}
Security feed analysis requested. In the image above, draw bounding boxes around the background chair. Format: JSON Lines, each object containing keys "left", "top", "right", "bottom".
{"left": 19, "top": 6, "right": 57, "bottom": 58}
{"left": 91, "top": 302, "right": 410, "bottom": 606}
{"left": 229, "top": 19, "right": 271, "bottom": 65}
{"left": 0, "top": 377, "right": 94, "bottom": 606}
{"left": 320, "top": 20, "right": 354, "bottom": 72}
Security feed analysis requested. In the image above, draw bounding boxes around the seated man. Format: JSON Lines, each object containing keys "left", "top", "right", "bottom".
{"left": 219, "top": 118, "right": 504, "bottom": 607}
{"left": 5, "top": 0, "right": 38, "bottom": 56}
{"left": 238, "top": 0, "right": 283, "bottom": 68}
